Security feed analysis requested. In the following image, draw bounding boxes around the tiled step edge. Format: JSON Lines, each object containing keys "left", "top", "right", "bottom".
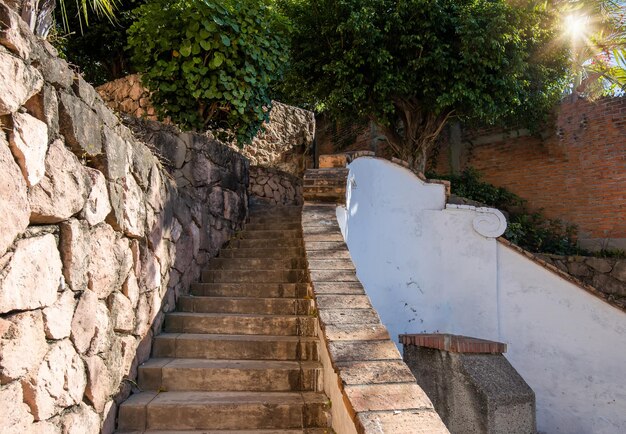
{"left": 302, "top": 203, "right": 450, "bottom": 434}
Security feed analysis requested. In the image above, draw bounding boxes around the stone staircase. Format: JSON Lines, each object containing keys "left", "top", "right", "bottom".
{"left": 117, "top": 206, "right": 332, "bottom": 433}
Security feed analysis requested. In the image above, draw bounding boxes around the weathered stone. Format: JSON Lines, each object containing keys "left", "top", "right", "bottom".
{"left": 224, "top": 189, "right": 244, "bottom": 222}
{"left": 134, "top": 292, "right": 152, "bottom": 336}
{"left": 152, "top": 128, "right": 188, "bottom": 169}
{"left": 91, "top": 300, "right": 113, "bottom": 355}
{"left": 0, "top": 132, "right": 30, "bottom": 256}
{"left": 0, "top": 381, "right": 34, "bottom": 432}
{"left": 612, "top": 261, "right": 626, "bottom": 283}
{"left": 108, "top": 292, "right": 135, "bottom": 333}
{"left": 9, "top": 112, "right": 48, "bottom": 186}
{"left": 146, "top": 164, "right": 164, "bottom": 211}
{"left": 88, "top": 224, "right": 132, "bottom": 299}
{"left": 0, "top": 310, "right": 47, "bottom": 383}
{"left": 70, "top": 291, "right": 112, "bottom": 355}
{"left": 42, "top": 291, "right": 77, "bottom": 340}
{"left": 58, "top": 91, "right": 102, "bottom": 156}
{"left": 24, "top": 84, "right": 59, "bottom": 141}
{"left": 39, "top": 56, "right": 74, "bottom": 90}
{"left": 0, "top": 3, "right": 38, "bottom": 60}
{"left": 124, "top": 175, "right": 146, "bottom": 237}
{"left": 106, "top": 175, "right": 146, "bottom": 238}
{"left": 59, "top": 219, "right": 90, "bottom": 292}
{"left": 585, "top": 257, "right": 613, "bottom": 273}
{"left": 119, "top": 335, "right": 138, "bottom": 378}
{"left": 61, "top": 402, "right": 100, "bottom": 434}
{"left": 72, "top": 75, "right": 100, "bottom": 108}
{"left": 29, "top": 140, "right": 91, "bottom": 223}
{"left": 566, "top": 261, "right": 591, "bottom": 277}
{"left": 122, "top": 271, "right": 140, "bottom": 308}
{"left": 131, "top": 141, "right": 156, "bottom": 188}
{"left": 70, "top": 290, "right": 98, "bottom": 354}
{"left": 140, "top": 251, "right": 162, "bottom": 291}
{"left": 31, "top": 420, "right": 61, "bottom": 434}
{"left": 81, "top": 168, "right": 112, "bottom": 226}
{"left": 22, "top": 340, "right": 86, "bottom": 420}
{"left": 0, "top": 234, "right": 62, "bottom": 314}
{"left": 84, "top": 355, "right": 112, "bottom": 412}
{"left": 592, "top": 273, "right": 626, "bottom": 297}
{"left": 98, "top": 125, "right": 129, "bottom": 180}
{"left": 0, "top": 47, "right": 43, "bottom": 115}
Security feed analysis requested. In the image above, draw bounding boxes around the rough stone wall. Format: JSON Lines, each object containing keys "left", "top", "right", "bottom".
{"left": 248, "top": 165, "right": 303, "bottom": 206}
{"left": 96, "top": 75, "right": 315, "bottom": 176}
{"left": 97, "top": 74, "right": 157, "bottom": 121}
{"left": 537, "top": 254, "right": 626, "bottom": 308}
{"left": 0, "top": 5, "right": 248, "bottom": 434}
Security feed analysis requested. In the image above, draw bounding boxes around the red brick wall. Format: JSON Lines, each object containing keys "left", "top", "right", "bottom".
{"left": 435, "top": 96, "right": 626, "bottom": 243}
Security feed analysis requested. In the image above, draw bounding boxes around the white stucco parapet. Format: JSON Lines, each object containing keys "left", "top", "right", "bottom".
{"left": 446, "top": 204, "right": 507, "bottom": 238}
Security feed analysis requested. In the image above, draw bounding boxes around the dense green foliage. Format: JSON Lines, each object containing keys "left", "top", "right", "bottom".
{"left": 281, "top": 0, "right": 569, "bottom": 171}
{"left": 431, "top": 168, "right": 581, "bottom": 255}
{"left": 55, "top": 0, "right": 144, "bottom": 85}
{"left": 128, "top": 0, "right": 288, "bottom": 144}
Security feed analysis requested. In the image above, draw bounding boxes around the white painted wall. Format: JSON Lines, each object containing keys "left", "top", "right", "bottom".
{"left": 338, "top": 156, "right": 626, "bottom": 434}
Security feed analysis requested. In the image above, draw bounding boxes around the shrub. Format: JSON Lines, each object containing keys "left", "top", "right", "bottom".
{"left": 127, "top": 0, "right": 288, "bottom": 144}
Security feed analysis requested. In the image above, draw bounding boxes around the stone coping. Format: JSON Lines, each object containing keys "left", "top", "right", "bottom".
{"left": 302, "top": 203, "right": 449, "bottom": 434}
{"left": 400, "top": 334, "right": 507, "bottom": 354}
{"left": 498, "top": 238, "right": 626, "bottom": 314}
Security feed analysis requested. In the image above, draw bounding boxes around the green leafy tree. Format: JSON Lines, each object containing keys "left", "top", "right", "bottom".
{"left": 282, "top": 0, "right": 569, "bottom": 172}
{"left": 128, "top": 0, "right": 288, "bottom": 145}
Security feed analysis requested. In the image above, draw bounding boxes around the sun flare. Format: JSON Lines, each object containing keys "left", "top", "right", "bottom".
{"left": 565, "top": 14, "right": 589, "bottom": 40}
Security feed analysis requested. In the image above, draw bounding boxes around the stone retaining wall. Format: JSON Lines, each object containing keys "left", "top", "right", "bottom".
{"left": 537, "top": 254, "right": 626, "bottom": 308}
{"left": 0, "top": 5, "right": 248, "bottom": 433}
{"left": 249, "top": 165, "right": 303, "bottom": 206}
{"left": 97, "top": 75, "right": 315, "bottom": 177}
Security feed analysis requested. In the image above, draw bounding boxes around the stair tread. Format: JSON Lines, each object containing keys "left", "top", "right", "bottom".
{"left": 156, "top": 333, "right": 319, "bottom": 342}
{"left": 167, "top": 312, "right": 313, "bottom": 319}
{"left": 124, "top": 390, "right": 328, "bottom": 406}
{"left": 141, "top": 358, "right": 321, "bottom": 370}
{"left": 180, "top": 295, "right": 309, "bottom": 301}
{"left": 117, "top": 430, "right": 331, "bottom": 433}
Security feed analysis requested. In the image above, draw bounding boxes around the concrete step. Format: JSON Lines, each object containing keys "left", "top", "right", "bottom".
{"left": 209, "top": 257, "right": 307, "bottom": 270}
{"left": 117, "top": 391, "right": 330, "bottom": 431}
{"left": 226, "top": 238, "right": 304, "bottom": 249}
{"left": 201, "top": 269, "right": 308, "bottom": 284}
{"left": 177, "top": 296, "right": 314, "bottom": 315}
{"left": 240, "top": 229, "right": 303, "bottom": 239}
{"left": 138, "top": 359, "right": 322, "bottom": 392}
{"left": 245, "top": 222, "right": 302, "bottom": 231}
{"left": 152, "top": 333, "right": 320, "bottom": 361}
{"left": 218, "top": 247, "right": 305, "bottom": 259}
{"left": 163, "top": 312, "right": 317, "bottom": 336}
{"left": 246, "top": 215, "right": 302, "bottom": 225}
{"left": 117, "top": 429, "right": 333, "bottom": 433}
{"left": 190, "top": 283, "right": 309, "bottom": 298}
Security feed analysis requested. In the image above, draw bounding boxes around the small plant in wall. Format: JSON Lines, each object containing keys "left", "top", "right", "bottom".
{"left": 127, "top": 0, "right": 288, "bottom": 145}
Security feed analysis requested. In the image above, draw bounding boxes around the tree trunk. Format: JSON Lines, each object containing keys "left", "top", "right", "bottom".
{"left": 374, "top": 97, "right": 452, "bottom": 174}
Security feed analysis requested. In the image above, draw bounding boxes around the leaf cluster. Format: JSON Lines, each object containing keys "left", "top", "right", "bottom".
{"left": 281, "top": 0, "right": 569, "bottom": 130}
{"left": 127, "top": 0, "right": 289, "bottom": 144}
